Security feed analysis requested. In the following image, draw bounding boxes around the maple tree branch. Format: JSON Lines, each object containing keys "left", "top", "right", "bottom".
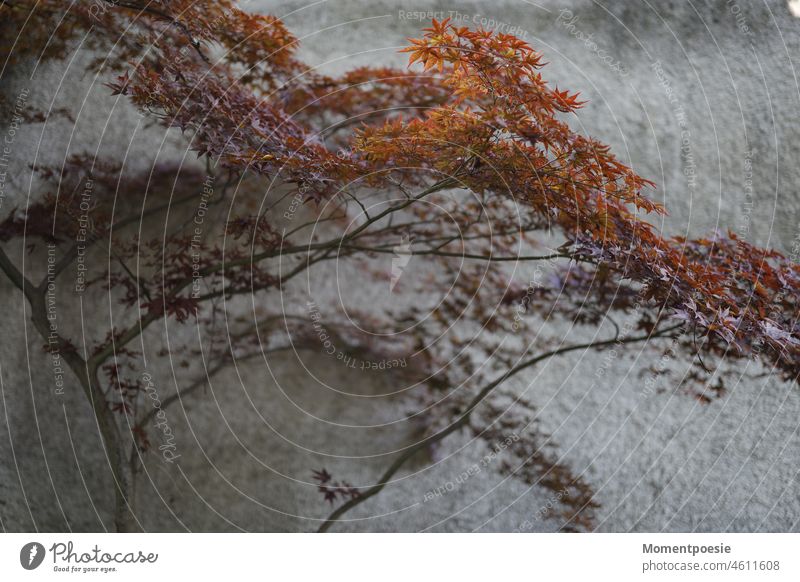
{"left": 132, "top": 344, "right": 302, "bottom": 440}
{"left": 341, "top": 244, "right": 567, "bottom": 263}
{"left": 169, "top": 178, "right": 462, "bottom": 282}
{"left": 42, "top": 188, "right": 202, "bottom": 287}
{"left": 110, "top": 1, "right": 211, "bottom": 64}
{"left": 281, "top": 210, "right": 349, "bottom": 240}
{"left": 0, "top": 243, "right": 36, "bottom": 305}
{"left": 0, "top": 244, "right": 138, "bottom": 531}
{"left": 88, "top": 178, "right": 463, "bottom": 367}
{"left": 317, "top": 322, "right": 684, "bottom": 532}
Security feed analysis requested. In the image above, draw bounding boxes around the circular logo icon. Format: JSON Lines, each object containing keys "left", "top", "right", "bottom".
{"left": 20, "top": 542, "right": 45, "bottom": 570}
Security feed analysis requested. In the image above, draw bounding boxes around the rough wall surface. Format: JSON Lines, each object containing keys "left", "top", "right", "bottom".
{"left": 1, "top": 0, "right": 799, "bottom": 532}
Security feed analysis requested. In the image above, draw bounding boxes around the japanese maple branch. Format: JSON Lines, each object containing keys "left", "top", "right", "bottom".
{"left": 317, "top": 322, "right": 684, "bottom": 532}
{"left": 89, "top": 177, "right": 462, "bottom": 364}
{"left": 341, "top": 244, "right": 567, "bottom": 263}
{"left": 47, "top": 187, "right": 203, "bottom": 283}
{"left": 110, "top": 1, "right": 211, "bottom": 64}
{"left": 179, "top": 177, "right": 462, "bottom": 281}
{"left": 0, "top": 244, "right": 137, "bottom": 530}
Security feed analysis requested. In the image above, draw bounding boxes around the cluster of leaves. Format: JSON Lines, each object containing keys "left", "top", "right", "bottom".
{"left": 311, "top": 469, "right": 361, "bottom": 505}
{"left": 100, "top": 344, "right": 144, "bottom": 416}
{"left": 473, "top": 394, "right": 599, "bottom": 531}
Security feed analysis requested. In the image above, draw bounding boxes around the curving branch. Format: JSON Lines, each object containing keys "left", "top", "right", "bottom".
{"left": 317, "top": 322, "right": 684, "bottom": 532}
{"left": 0, "top": 245, "right": 138, "bottom": 531}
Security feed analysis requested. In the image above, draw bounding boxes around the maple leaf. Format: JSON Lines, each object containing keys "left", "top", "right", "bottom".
{"left": 312, "top": 468, "right": 332, "bottom": 484}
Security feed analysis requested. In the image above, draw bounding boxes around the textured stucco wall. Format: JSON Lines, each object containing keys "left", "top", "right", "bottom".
{"left": 1, "top": 0, "right": 800, "bottom": 532}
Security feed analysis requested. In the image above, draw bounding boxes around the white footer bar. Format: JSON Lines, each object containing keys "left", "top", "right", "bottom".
{"left": 1, "top": 533, "right": 798, "bottom": 581}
